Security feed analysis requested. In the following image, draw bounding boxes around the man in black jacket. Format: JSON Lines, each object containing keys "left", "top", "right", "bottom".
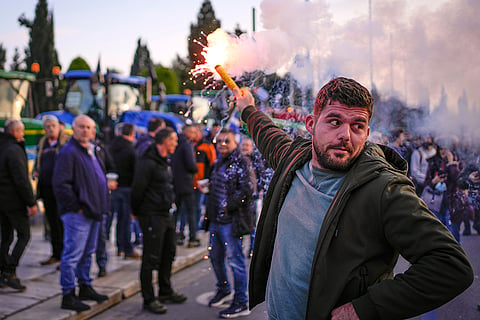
{"left": 172, "top": 125, "right": 199, "bottom": 247}
{"left": 0, "top": 119, "right": 37, "bottom": 291}
{"left": 131, "top": 127, "right": 187, "bottom": 315}
{"left": 135, "top": 117, "right": 165, "bottom": 156}
{"left": 106, "top": 123, "right": 140, "bottom": 260}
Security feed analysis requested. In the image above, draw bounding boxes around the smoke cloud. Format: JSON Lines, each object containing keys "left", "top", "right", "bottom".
{"left": 201, "top": 0, "right": 478, "bottom": 137}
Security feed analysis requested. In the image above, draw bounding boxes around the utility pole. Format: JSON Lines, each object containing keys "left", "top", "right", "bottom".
{"left": 369, "top": 0, "right": 374, "bottom": 90}
{"left": 252, "top": 7, "right": 256, "bottom": 33}
{"left": 390, "top": 33, "right": 394, "bottom": 97}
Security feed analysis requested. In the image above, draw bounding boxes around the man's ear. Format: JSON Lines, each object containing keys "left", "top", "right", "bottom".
{"left": 305, "top": 115, "right": 316, "bottom": 136}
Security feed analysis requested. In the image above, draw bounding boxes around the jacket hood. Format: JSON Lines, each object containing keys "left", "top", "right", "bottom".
{"left": 349, "top": 142, "right": 408, "bottom": 184}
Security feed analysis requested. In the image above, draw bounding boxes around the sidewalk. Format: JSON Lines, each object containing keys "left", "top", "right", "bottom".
{"left": 0, "top": 220, "right": 209, "bottom": 320}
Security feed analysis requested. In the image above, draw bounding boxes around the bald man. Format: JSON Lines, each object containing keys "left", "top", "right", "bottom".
{"left": 0, "top": 119, "right": 37, "bottom": 291}
{"left": 53, "top": 115, "right": 109, "bottom": 312}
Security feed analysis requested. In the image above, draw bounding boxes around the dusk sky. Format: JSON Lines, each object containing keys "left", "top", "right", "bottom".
{"left": 1, "top": 0, "right": 372, "bottom": 72}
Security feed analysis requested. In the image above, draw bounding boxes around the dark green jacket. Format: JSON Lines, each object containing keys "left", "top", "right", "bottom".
{"left": 242, "top": 106, "right": 473, "bottom": 320}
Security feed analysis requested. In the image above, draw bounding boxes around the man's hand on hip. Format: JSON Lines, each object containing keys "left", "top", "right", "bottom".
{"left": 331, "top": 302, "right": 360, "bottom": 320}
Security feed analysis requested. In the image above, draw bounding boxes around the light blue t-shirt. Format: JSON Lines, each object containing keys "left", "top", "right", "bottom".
{"left": 266, "top": 161, "right": 345, "bottom": 320}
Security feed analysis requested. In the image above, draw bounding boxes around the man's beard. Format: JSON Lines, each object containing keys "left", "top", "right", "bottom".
{"left": 314, "top": 143, "right": 356, "bottom": 171}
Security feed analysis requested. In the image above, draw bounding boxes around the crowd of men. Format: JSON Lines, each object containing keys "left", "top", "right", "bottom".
{"left": 0, "top": 76, "right": 479, "bottom": 318}
{"left": 0, "top": 113, "right": 266, "bottom": 317}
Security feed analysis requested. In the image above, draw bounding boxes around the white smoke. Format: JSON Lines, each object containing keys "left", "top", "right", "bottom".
{"left": 201, "top": 0, "right": 331, "bottom": 87}
{"left": 203, "top": 0, "right": 479, "bottom": 116}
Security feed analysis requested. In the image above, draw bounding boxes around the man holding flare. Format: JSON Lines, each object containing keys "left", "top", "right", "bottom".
{"left": 231, "top": 77, "right": 473, "bottom": 320}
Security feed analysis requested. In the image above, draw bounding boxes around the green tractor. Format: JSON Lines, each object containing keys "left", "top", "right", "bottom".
{"left": 0, "top": 70, "right": 48, "bottom": 159}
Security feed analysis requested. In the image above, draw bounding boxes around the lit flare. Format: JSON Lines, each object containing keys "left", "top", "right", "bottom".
{"left": 214, "top": 65, "right": 239, "bottom": 92}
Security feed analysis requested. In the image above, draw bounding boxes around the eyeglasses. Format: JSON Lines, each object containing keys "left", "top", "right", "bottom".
{"left": 216, "top": 138, "right": 231, "bottom": 144}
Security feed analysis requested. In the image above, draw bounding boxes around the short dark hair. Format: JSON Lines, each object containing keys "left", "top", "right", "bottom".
{"left": 218, "top": 128, "right": 235, "bottom": 136}
{"left": 155, "top": 127, "right": 175, "bottom": 144}
{"left": 388, "top": 127, "right": 404, "bottom": 143}
{"left": 313, "top": 77, "right": 374, "bottom": 119}
{"left": 121, "top": 123, "right": 135, "bottom": 136}
{"left": 147, "top": 117, "right": 165, "bottom": 133}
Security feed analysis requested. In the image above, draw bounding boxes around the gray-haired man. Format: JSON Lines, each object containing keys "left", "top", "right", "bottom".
{"left": 0, "top": 119, "right": 37, "bottom": 290}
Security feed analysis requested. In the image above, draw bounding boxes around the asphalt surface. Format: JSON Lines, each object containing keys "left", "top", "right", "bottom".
{"left": 0, "top": 217, "right": 209, "bottom": 320}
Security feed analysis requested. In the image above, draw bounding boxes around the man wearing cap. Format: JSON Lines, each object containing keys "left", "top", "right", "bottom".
{"left": 33, "top": 115, "right": 70, "bottom": 266}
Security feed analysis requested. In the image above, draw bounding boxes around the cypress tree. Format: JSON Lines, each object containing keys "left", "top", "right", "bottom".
{"left": 188, "top": 0, "right": 221, "bottom": 69}
{"left": 10, "top": 48, "right": 23, "bottom": 71}
{"left": 19, "top": 0, "right": 60, "bottom": 113}
{"left": 130, "top": 38, "right": 152, "bottom": 76}
{"left": 0, "top": 44, "right": 6, "bottom": 70}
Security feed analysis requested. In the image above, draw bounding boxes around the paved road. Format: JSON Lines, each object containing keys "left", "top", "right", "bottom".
{"left": 91, "top": 257, "right": 267, "bottom": 320}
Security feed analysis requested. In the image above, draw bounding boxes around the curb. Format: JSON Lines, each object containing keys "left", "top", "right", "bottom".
{"left": 2, "top": 236, "right": 209, "bottom": 320}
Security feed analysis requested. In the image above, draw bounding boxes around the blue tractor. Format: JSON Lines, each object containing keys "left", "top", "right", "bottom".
{"left": 37, "top": 70, "right": 184, "bottom": 141}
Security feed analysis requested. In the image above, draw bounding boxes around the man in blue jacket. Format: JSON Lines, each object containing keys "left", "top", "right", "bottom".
{"left": 205, "top": 129, "right": 256, "bottom": 318}
{"left": 53, "top": 115, "right": 109, "bottom": 312}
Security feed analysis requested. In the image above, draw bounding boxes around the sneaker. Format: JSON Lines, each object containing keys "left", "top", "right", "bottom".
{"left": 208, "top": 290, "right": 232, "bottom": 307}
{"left": 3, "top": 273, "right": 26, "bottom": 291}
{"left": 218, "top": 302, "right": 250, "bottom": 319}
{"left": 219, "top": 301, "right": 250, "bottom": 318}
{"left": 40, "top": 256, "right": 60, "bottom": 265}
{"left": 158, "top": 291, "right": 187, "bottom": 303}
{"left": 143, "top": 300, "right": 167, "bottom": 314}
{"left": 187, "top": 239, "right": 201, "bottom": 248}
{"left": 78, "top": 284, "right": 108, "bottom": 303}
{"left": 61, "top": 290, "right": 90, "bottom": 312}
{"left": 124, "top": 251, "right": 142, "bottom": 260}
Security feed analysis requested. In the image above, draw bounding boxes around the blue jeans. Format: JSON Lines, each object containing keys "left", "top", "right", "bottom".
{"left": 111, "top": 187, "right": 134, "bottom": 254}
{"left": 60, "top": 212, "right": 100, "bottom": 295}
{"left": 96, "top": 213, "right": 109, "bottom": 268}
{"left": 194, "top": 189, "right": 204, "bottom": 229}
{"left": 131, "top": 219, "right": 142, "bottom": 244}
{"left": 209, "top": 222, "right": 248, "bottom": 304}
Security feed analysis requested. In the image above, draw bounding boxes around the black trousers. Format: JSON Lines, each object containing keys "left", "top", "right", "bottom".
{"left": 138, "top": 215, "right": 176, "bottom": 304}
{"left": 0, "top": 210, "right": 31, "bottom": 274}
{"left": 41, "top": 188, "right": 64, "bottom": 260}
{"left": 175, "top": 192, "right": 198, "bottom": 241}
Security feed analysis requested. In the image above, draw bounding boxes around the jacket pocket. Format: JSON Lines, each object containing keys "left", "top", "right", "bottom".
{"left": 337, "top": 265, "right": 369, "bottom": 306}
